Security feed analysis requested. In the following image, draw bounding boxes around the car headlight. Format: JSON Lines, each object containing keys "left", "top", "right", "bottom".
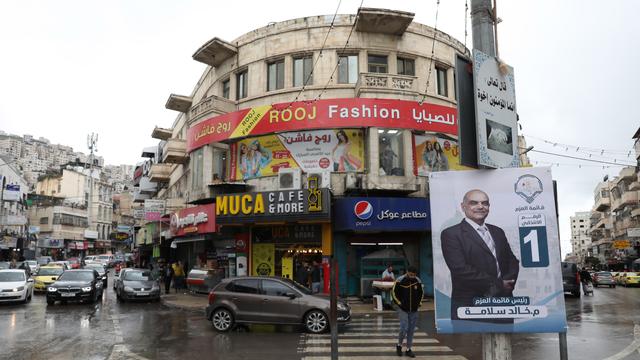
{"left": 124, "top": 286, "right": 134, "bottom": 292}
{"left": 337, "top": 302, "right": 348, "bottom": 311}
{"left": 47, "top": 287, "right": 57, "bottom": 292}
{"left": 82, "top": 287, "right": 92, "bottom": 292}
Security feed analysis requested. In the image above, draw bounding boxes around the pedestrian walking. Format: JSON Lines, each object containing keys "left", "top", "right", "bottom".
{"left": 392, "top": 265, "right": 423, "bottom": 358}
{"left": 311, "top": 260, "right": 322, "bottom": 294}
{"left": 164, "top": 262, "right": 174, "bottom": 294}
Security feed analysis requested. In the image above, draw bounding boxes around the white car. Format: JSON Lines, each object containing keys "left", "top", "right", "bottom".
{"left": 0, "top": 269, "right": 34, "bottom": 304}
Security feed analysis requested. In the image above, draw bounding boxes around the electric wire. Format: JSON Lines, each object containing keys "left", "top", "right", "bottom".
{"left": 419, "top": 0, "right": 441, "bottom": 105}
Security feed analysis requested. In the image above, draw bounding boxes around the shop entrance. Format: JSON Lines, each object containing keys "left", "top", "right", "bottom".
{"left": 252, "top": 225, "right": 322, "bottom": 284}
{"left": 345, "top": 233, "right": 422, "bottom": 297}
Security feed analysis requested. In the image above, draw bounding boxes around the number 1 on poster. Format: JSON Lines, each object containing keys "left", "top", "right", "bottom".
{"left": 523, "top": 229, "right": 540, "bottom": 262}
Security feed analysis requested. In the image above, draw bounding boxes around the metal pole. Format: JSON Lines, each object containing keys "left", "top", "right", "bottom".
{"left": 330, "top": 257, "right": 338, "bottom": 360}
{"left": 559, "top": 332, "right": 568, "bottom": 360}
{"left": 471, "top": 0, "right": 496, "bottom": 57}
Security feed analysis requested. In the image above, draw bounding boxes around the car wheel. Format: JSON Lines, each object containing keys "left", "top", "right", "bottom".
{"left": 211, "top": 308, "right": 234, "bottom": 332}
{"left": 304, "top": 310, "right": 329, "bottom": 334}
{"left": 46, "top": 298, "right": 55, "bottom": 305}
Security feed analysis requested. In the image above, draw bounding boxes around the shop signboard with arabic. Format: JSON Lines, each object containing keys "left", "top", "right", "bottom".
{"left": 333, "top": 197, "right": 430, "bottom": 232}
{"left": 170, "top": 204, "right": 216, "bottom": 238}
{"left": 613, "top": 240, "right": 631, "bottom": 249}
{"left": 229, "top": 129, "right": 365, "bottom": 180}
{"left": 0, "top": 236, "right": 17, "bottom": 249}
{"left": 3, "top": 184, "right": 21, "bottom": 202}
{"left": 144, "top": 199, "right": 165, "bottom": 221}
{"left": 429, "top": 167, "right": 566, "bottom": 333}
{"left": 414, "top": 134, "right": 473, "bottom": 176}
{"left": 187, "top": 98, "right": 458, "bottom": 152}
{"left": 215, "top": 189, "right": 330, "bottom": 224}
{"left": 473, "top": 49, "right": 519, "bottom": 168}
{"left": 37, "top": 238, "right": 64, "bottom": 249}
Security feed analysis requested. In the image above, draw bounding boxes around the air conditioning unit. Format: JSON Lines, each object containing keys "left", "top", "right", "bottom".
{"left": 306, "top": 171, "right": 331, "bottom": 189}
{"left": 278, "top": 168, "right": 301, "bottom": 190}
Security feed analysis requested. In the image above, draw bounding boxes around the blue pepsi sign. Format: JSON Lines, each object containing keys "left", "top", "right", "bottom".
{"left": 334, "top": 197, "right": 431, "bottom": 232}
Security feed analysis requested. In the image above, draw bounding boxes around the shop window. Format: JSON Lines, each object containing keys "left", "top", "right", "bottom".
{"left": 267, "top": 59, "right": 284, "bottom": 91}
{"left": 231, "top": 279, "right": 260, "bottom": 294}
{"left": 368, "top": 55, "right": 388, "bottom": 73}
{"left": 222, "top": 79, "right": 230, "bottom": 99}
{"left": 338, "top": 54, "right": 358, "bottom": 84}
{"left": 397, "top": 57, "right": 415, "bottom": 76}
{"left": 191, "top": 147, "right": 204, "bottom": 190}
{"left": 39, "top": 217, "right": 48, "bottom": 224}
{"left": 378, "top": 129, "right": 404, "bottom": 176}
{"left": 436, "top": 66, "right": 448, "bottom": 97}
{"left": 261, "top": 280, "right": 292, "bottom": 297}
{"left": 236, "top": 70, "right": 248, "bottom": 99}
{"left": 293, "top": 55, "right": 313, "bottom": 87}
{"left": 212, "top": 148, "right": 227, "bottom": 182}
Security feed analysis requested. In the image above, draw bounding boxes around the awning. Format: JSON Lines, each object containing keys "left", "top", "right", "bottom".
{"left": 170, "top": 236, "right": 206, "bottom": 248}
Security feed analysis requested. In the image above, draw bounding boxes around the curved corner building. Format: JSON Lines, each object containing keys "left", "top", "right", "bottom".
{"left": 142, "top": 8, "right": 469, "bottom": 297}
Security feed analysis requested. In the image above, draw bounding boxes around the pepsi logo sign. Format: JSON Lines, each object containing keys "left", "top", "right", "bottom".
{"left": 354, "top": 201, "right": 373, "bottom": 220}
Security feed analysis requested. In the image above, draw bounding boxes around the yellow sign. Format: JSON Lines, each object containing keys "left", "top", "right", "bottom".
{"left": 281, "top": 256, "right": 293, "bottom": 280}
{"left": 252, "top": 243, "right": 275, "bottom": 276}
{"left": 216, "top": 193, "right": 265, "bottom": 216}
{"left": 613, "top": 240, "right": 631, "bottom": 249}
{"left": 415, "top": 134, "right": 473, "bottom": 175}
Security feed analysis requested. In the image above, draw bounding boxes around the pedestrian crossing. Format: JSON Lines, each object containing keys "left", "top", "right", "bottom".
{"left": 299, "top": 316, "right": 468, "bottom": 360}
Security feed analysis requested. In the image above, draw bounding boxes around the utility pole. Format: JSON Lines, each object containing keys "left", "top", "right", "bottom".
{"left": 470, "top": 1, "right": 510, "bottom": 359}
{"left": 87, "top": 133, "right": 98, "bottom": 255}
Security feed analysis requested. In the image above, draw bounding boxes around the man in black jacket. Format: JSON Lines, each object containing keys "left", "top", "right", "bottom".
{"left": 441, "top": 189, "right": 520, "bottom": 324}
{"left": 392, "top": 265, "right": 423, "bottom": 358}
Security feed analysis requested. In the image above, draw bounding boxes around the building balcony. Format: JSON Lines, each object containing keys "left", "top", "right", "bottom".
{"left": 630, "top": 181, "right": 640, "bottom": 191}
{"left": 165, "top": 94, "right": 193, "bottom": 113}
{"left": 162, "top": 138, "right": 188, "bottom": 164}
{"left": 189, "top": 95, "right": 235, "bottom": 123}
{"left": 632, "top": 208, "right": 640, "bottom": 218}
{"left": 355, "top": 73, "right": 418, "bottom": 97}
{"left": 590, "top": 211, "right": 603, "bottom": 224}
{"left": 612, "top": 190, "right": 639, "bottom": 211}
{"left": 148, "top": 163, "right": 172, "bottom": 183}
{"left": 355, "top": 7, "right": 414, "bottom": 36}
{"left": 192, "top": 37, "right": 237, "bottom": 67}
{"left": 619, "top": 166, "right": 637, "bottom": 182}
{"left": 151, "top": 127, "right": 173, "bottom": 141}
{"left": 595, "top": 216, "right": 611, "bottom": 229}
{"left": 138, "top": 177, "right": 158, "bottom": 195}
{"left": 594, "top": 196, "right": 611, "bottom": 211}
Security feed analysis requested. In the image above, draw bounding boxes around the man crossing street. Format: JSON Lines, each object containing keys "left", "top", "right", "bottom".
{"left": 392, "top": 265, "right": 424, "bottom": 358}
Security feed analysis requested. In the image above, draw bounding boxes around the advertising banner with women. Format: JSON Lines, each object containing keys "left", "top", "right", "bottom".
{"left": 229, "top": 129, "right": 364, "bottom": 180}
{"left": 414, "top": 134, "right": 471, "bottom": 176}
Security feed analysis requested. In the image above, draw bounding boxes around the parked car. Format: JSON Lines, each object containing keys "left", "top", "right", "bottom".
{"left": 620, "top": 272, "right": 640, "bottom": 287}
{"left": 561, "top": 262, "right": 581, "bottom": 297}
{"left": 33, "top": 265, "right": 65, "bottom": 292}
{"left": 115, "top": 268, "right": 161, "bottom": 302}
{"left": 36, "top": 256, "right": 53, "bottom": 266}
{"left": 614, "top": 272, "right": 627, "bottom": 285}
{"left": 46, "top": 269, "right": 104, "bottom": 305}
{"left": 84, "top": 263, "right": 108, "bottom": 288}
{"left": 592, "top": 271, "right": 616, "bottom": 288}
{"left": 206, "top": 276, "right": 351, "bottom": 333}
{"left": 0, "top": 269, "right": 34, "bottom": 304}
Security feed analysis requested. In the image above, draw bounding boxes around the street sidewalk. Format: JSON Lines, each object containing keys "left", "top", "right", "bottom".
{"left": 160, "top": 291, "right": 434, "bottom": 314}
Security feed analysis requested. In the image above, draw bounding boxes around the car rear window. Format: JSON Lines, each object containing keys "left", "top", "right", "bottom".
{"left": 597, "top": 272, "right": 612, "bottom": 277}
{"left": 0, "top": 272, "right": 25, "bottom": 282}
{"left": 230, "top": 279, "right": 259, "bottom": 294}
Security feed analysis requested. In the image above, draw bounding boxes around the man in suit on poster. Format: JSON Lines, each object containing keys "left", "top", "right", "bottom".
{"left": 441, "top": 189, "right": 520, "bottom": 323}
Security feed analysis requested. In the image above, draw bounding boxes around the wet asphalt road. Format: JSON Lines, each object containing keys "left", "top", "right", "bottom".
{"left": 1, "top": 273, "right": 640, "bottom": 360}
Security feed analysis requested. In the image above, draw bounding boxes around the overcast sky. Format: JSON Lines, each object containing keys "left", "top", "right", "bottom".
{"left": 1, "top": 0, "right": 638, "bottom": 256}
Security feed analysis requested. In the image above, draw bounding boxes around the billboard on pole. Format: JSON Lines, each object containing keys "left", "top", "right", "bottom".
{"left": 473, "top": 50, "right": 519, "bottom": 168}
{"left": 430, "top": 167, "right": 566, "bottom": 333}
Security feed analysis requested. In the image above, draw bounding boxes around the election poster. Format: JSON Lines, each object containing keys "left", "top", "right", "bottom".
{"left": 414, "top": 134, "right": 472, "bottom": 176}
{"left": 429, "top": 167, "right": 566, "bottom": 333}
{"left": 229, "top": 129, "right": 364, "bottom": 180}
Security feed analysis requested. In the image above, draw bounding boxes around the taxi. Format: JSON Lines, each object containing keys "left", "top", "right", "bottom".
{"left": 622, "top": 272, "right": 640, "bottom": 287}
{"left": 33, "top": 265, "right": 65, "bottom": 292}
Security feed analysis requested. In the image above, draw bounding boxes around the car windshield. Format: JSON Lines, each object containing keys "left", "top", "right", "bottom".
{"left": 37, "top": 268, "right": 64, "bottom": 276}
{"left": 124, "top": 270, "right": 156, "bottom": 281}
{"left": 85, "top": 266, "right": 105, "bottom": 274}
{"left": 58, "top": 271, "right": 94, "bottom": 281}
{"left": 98, "top": 256, "right": 110, "bottom": 260}
{"left": 0, "top": 272, "right": 25, "bottom": 282}
{"left": 597, "top": 272, "right": 612, "bottom": 277}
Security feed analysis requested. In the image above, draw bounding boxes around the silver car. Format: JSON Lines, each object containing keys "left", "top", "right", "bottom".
{"left": 206, "top": 276, "right": 351, "bottom": 333}
{"left": 0, "top": 269, "right": 34, "bottom": 304}
{"left": 115, "top": 268, "right": 161, "bottom": 302}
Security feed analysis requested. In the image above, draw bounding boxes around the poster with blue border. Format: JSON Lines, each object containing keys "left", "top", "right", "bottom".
{"left": 429, "top": 167, "right": 567, "bottom": 333}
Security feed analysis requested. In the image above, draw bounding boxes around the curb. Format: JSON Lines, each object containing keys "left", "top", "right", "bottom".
{"left": 160, "top": 297, "right": 206, "bottom": 315}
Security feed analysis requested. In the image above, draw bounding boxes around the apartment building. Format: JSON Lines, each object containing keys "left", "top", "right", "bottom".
{"left": 570, "top": 211, "right": 591, "bottom": 266}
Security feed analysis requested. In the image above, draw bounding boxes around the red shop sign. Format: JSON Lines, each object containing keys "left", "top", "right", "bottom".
{"left": 187, "top": 98, "right": 458, "bottom": 152}
{"left": 170, "top": 204, "right": 216, "bottom": 237}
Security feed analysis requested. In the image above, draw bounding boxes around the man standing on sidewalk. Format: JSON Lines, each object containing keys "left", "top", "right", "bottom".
{"left": 392, "top": 265, "right": 423, "bottom": 358}
{"left": 311, "top": 260, "right": 322, "bottom": 294}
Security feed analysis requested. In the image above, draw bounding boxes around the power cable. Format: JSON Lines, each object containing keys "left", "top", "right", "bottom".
{"left": 314, "top": 0, "right": 365, "bottom": 102}
{"left": 527, "top": 149, "right": 636, "bottom": 167}
{"left": 524, "top": 134, "right": 635, "bottom": 156}
{"left": 419, "top": 0, "right": 441, "bottom": 105}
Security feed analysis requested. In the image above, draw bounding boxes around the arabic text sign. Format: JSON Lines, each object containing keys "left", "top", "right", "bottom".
{"left": 187, "top": 98, "right": 458, "bottom": 152}
{"left": 429, "top": 167, "right": 566, "bottom": 333}
{"left": 144, "top": 199, "right": 165, "bottom": 221}
{"left": 333, "top": 197, "right": 430, "bottom": 232}
{"left": 473, "top": 50, "right": 519, "bottom": 168}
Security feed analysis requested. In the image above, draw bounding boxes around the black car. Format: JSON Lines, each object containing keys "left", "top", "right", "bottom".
{"left": 561, "top": 262, "right": 580, "bottom": 297}
{"left": 46, "top": 269, "right": 104, "bottom": 305}
{"left": 83, "top": 264, "right": 108, "bottom": 288}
